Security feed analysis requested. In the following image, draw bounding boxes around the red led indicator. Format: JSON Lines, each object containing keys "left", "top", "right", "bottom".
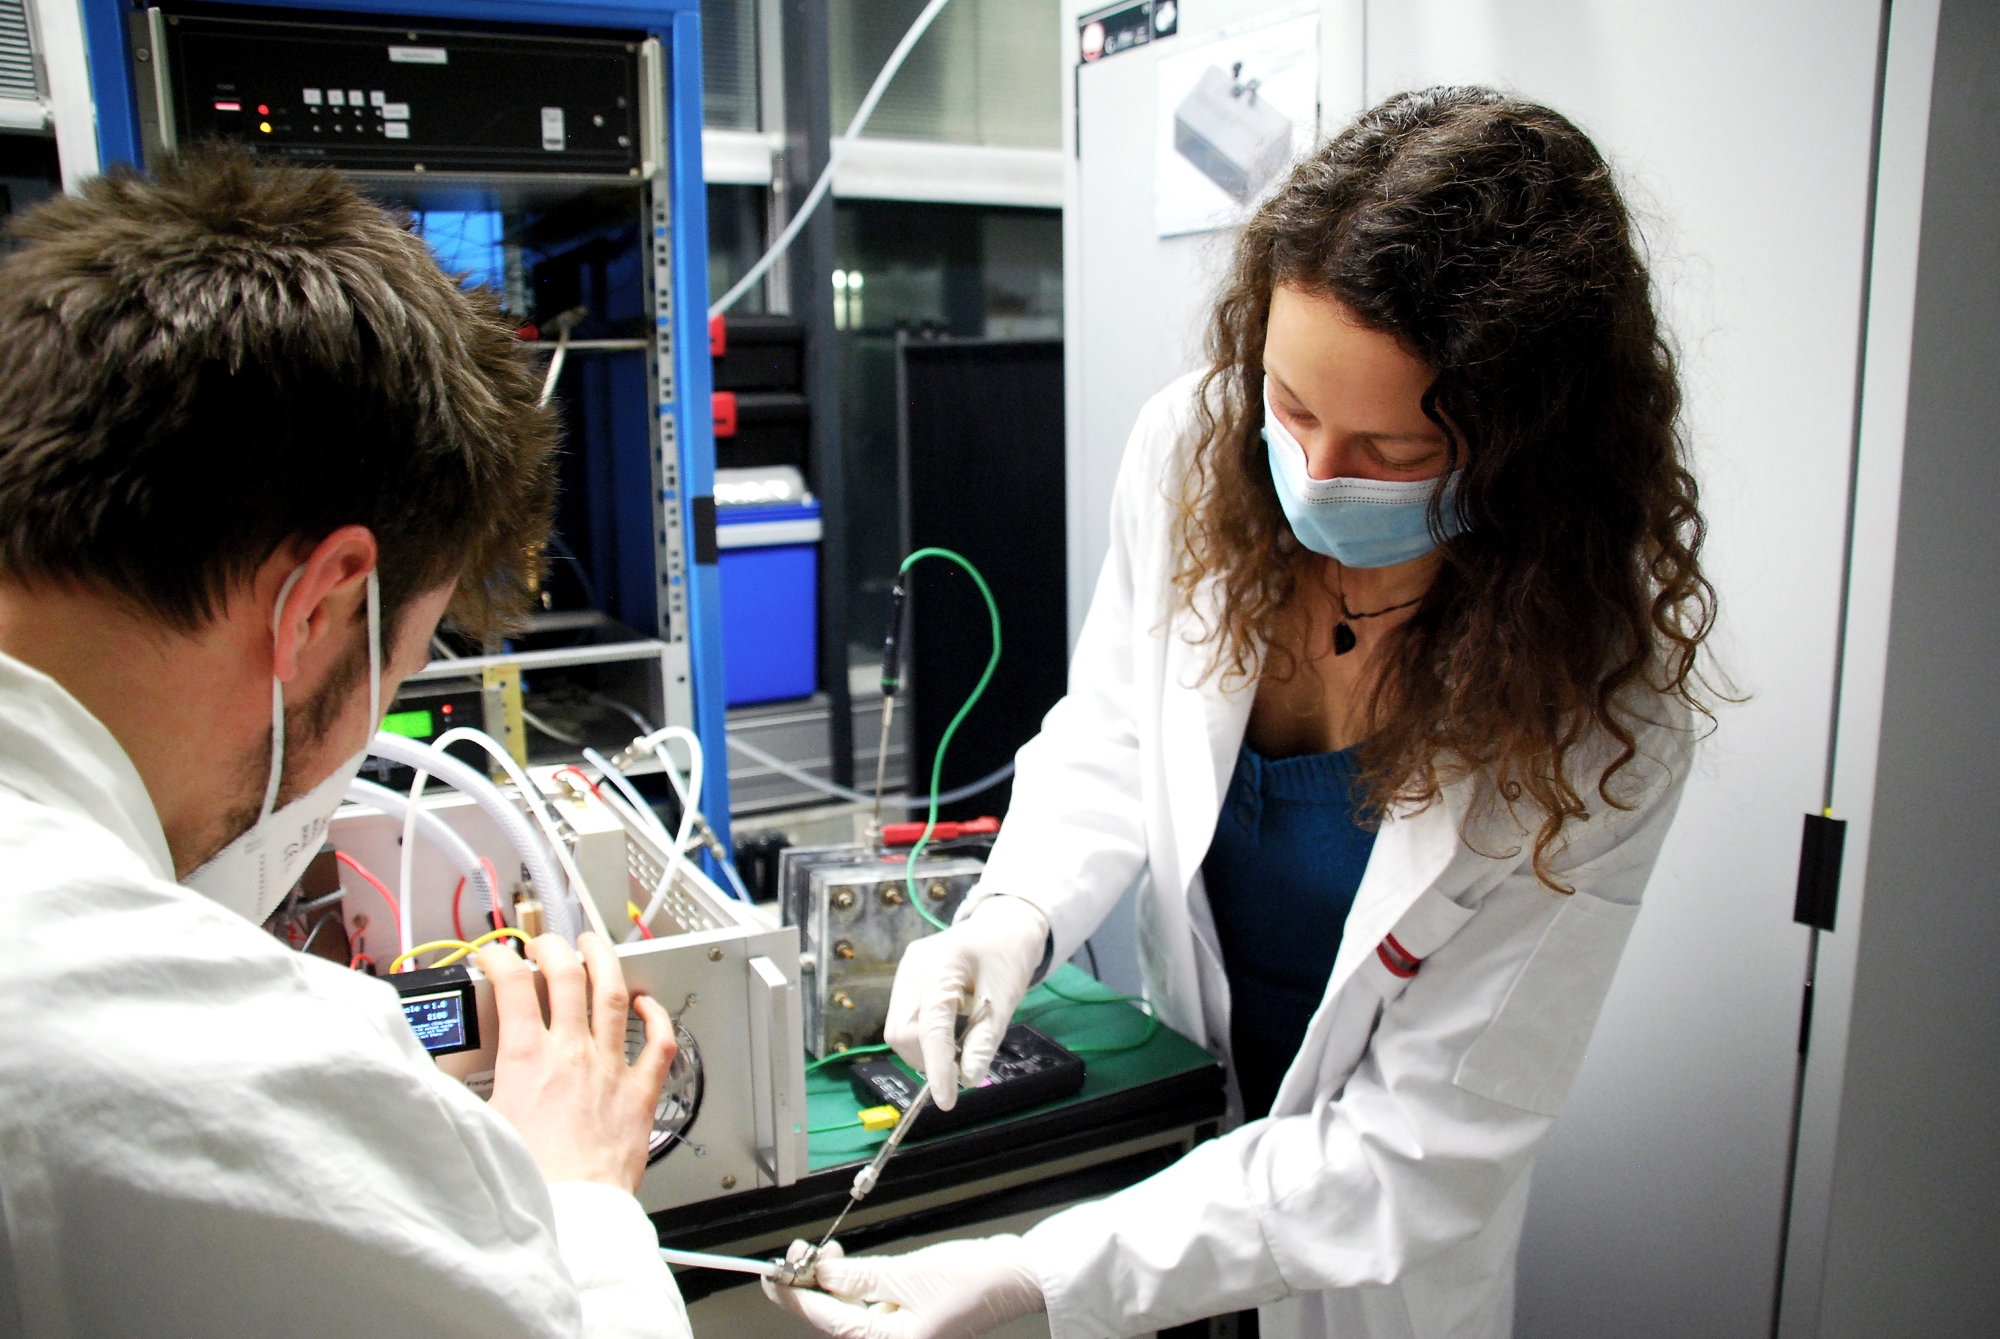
{"left": 258, "top": 104, "right": 269, "bottom": 115}
{"left": 213, "top": 100, "right": 241, "bottom": 112}
{"left": 440, "top": 703, "right": 453, "bottom": 715}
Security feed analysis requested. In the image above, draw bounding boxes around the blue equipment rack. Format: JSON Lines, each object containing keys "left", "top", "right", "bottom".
{"left": 77, "top": 0, "right": 732, "bottom": 844}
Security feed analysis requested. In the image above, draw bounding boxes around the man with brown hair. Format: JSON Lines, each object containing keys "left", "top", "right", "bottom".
{"left": 0, "top": 154, "right": 690, "bottom": 1337}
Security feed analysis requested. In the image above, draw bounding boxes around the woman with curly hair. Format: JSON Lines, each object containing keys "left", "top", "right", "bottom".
{"left": 770, "top": 86, "right": 1715, "bottom": 1339}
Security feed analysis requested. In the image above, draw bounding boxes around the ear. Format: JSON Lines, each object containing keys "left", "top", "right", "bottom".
{"left": 270, "top": 526, "right": 378, "bottom": 682}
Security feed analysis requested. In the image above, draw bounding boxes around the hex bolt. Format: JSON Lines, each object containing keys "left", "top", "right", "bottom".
{"left": 832, "top": 991, "right": 856, "bottom": 1011}
{"left": 832, "top": 888, "right": 857, "bottom": 911}
{"left": 833, "top": 939, "right": 856, "bottom": 960}
{"left": 707, "top": 946, "right": 724, "bottom": 962}
{"left": 832, "top": 1033, "right": 854, "bottom": 1051}
{"left": 721, "top": 1174, "right": 737, "bottom": 1190}
{"left": 880, "top": 882, "right": 905, "bottom": 907}
{"left": 927, "top": 881, "right": 949, "bottom": 902}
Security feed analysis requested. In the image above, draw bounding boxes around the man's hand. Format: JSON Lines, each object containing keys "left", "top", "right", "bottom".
{"left": 762, "top": 1238, "right": 1044, "bottom": 1339}
{"left": 884, "top": 896, "right": 1049, "bottom": 1110}
{"left": 478, "top": 932, "right": 675, "bottom": 1193}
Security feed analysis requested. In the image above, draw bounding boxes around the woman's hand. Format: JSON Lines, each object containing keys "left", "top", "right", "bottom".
{"left": 477, "top": 932, "right": 676, "bottom": 1193}
{"left": 884, "top": 896, "right": 1049, "bottom": 1109}
{"left": 762, "top": 1238, "right": 1044, "bottom": 1339}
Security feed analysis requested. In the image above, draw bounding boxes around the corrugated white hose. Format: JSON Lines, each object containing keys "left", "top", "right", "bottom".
{"left": 707, "top": 0, "right": 954, "bottom": 319}
{"left": 367, "top": 732, "right": 580, "bottom": 944}
{"left": 430, "top": 727, "right": 615, "bottom": 943}
{"left": 345, "top": 778, "right": 499, "bottom": 918}
{"left": 626, "top": 727, "right": 703, "bottom": 939}
{"left": 398, "top": 767, "right": 426, "bottom": 958}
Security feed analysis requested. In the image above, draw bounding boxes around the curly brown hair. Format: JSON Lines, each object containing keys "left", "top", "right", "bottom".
{"left": 1177, "top": 87, "right": 1714, "bottom": 882}
{"left": 0, "top": 149, "right": 556, "bottom": 643}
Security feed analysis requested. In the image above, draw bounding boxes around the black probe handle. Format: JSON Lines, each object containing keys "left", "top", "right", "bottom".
{"left": 880, "top": 577, "right": 908, "bottom": 696}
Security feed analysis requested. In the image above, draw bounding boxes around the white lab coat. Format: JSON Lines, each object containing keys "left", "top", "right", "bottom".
{"left": 0, "top": 650, "right": 691, "bottom": 1339}
{"left": 968, "top": 375, "right": 1693, "bottom": 1339}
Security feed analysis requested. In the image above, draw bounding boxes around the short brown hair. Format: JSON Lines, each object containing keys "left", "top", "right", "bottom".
{"left": 0, "top": 150, "right": 556, "bottom": 642}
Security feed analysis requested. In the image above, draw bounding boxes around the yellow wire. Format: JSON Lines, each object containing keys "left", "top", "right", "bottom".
{"left": 431, "top": 926, "right": 531, "bottom": 968}
{"left": 388, "top": 926, "right": 531, "bottom": 974}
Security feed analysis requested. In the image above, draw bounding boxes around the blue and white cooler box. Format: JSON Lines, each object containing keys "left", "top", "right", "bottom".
{"left": 714, "top": 467, "right": 821, "bottom": 706}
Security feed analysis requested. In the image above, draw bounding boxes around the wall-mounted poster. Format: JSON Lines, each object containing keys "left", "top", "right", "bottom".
{"left": 1154, "top": 9, "right": 1318, "bottom": 238}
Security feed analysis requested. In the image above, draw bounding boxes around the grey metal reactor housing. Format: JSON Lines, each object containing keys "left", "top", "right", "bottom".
{"left": 779, "top": 844, "right": 985, "bottom": 1058}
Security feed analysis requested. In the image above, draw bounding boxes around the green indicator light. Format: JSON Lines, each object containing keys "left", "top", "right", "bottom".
{"left": 381, "top": 708, "right": 434, "bottom": 739}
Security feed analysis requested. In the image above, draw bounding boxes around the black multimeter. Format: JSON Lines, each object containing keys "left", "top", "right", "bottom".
{"left": 847, "top": 1024, "right": 1085, "bottom": 1138}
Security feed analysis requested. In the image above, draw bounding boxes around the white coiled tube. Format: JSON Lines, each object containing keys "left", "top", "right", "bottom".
{"left": 367, "top": 731, "right": 580, "bottom": 944}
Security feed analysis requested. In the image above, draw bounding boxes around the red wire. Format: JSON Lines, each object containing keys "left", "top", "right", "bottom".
{"left": 349, "top": 952, "right": 374, "bottom": 971}
{"left": 628, "top": 905, "right": 654, "bottom": 940}
{"left": 453, "top": 858, "right": 509, "bottom": 943}
{"left": 334, "top": 850, "right": 402, "bottom": 941}
{"left": 479, "top": 856, "right": 505, "bottom": 927}
{"left": 553, "top": 765, "right": 605, "bottom": 803}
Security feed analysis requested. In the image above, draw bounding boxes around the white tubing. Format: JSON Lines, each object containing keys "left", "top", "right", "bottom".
{"left": 430, "top": 727, "right": 614, "bottom": 943}
{"left": 626, "top": 727, "right": 705, "bottom": 937}
{"left": 585, "top": 742, "right": 749, "bottom": 911}
{"left": 345, "top": 778, "right": 499, "bottom": 916}
{"left": 398, "top": 770, "right": 425, "bottom": 958}
{"left": 582, "top": 746, "right": 673, "bottom": 844}
{"left": 367, "top": 732, "right": 579, "bottom": 944}
{"left": 707, "top": 0, "right": 954, "bottom": 319}
{"left": 726, "top": 733, "right": 1016, "bottom": 809}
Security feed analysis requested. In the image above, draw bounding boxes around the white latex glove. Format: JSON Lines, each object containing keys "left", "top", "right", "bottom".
{"left": 885, "top": 894, "right": 1049, "bottom": 1109}
{"left": 762, "top": 1238, "right": 1044, "bottom": 1339}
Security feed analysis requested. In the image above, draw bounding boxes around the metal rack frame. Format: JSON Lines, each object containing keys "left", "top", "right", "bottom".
{"left": 79, "top": 0, "right": 733, "bottom": 841}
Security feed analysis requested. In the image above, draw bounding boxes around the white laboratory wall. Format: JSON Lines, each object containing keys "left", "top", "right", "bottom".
{"left": 1062, "top": 0, "right": 1365, "bottom": 647}
{"left": 1064, "top": 2, "right": 1885, "bottom": 1333}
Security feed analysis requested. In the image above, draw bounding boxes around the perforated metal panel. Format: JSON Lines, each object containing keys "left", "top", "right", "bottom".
{"left": 0, "top": 0, "right": 42, "bottom": 102}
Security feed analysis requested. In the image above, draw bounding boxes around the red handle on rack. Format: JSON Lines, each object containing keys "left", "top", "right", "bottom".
{"left": 880, "top": 816, "right": 1001, "bottom": 847}
{"left": 711, "top": 390, "right": 738, "bottom": 439}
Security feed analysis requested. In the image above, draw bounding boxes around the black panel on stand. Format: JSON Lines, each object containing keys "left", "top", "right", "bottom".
{"left": 900, "top": 338, "right": 1066, "bottom": 822}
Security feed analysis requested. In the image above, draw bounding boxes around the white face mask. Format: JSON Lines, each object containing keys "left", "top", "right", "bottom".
{"left": 184, "top": 567, "right": 382, "bottom": 925}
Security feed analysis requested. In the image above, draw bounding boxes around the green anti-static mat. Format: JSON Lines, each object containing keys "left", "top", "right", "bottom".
{"left": 804, "top": 963, "right": 1218, "bottom": 1173}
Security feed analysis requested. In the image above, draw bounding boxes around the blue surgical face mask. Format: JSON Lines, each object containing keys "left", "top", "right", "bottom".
{"left": 1262, "top": 387, "right": 1465, "bottom": 568}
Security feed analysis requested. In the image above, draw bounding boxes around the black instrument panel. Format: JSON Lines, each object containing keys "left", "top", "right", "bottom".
{"left": 156, "top": 8, "right": 647, "bottom": 176}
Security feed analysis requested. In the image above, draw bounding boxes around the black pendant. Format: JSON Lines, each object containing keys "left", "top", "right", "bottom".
{"left": 1333, "top": 622, "right": 1357, "bottom": 655}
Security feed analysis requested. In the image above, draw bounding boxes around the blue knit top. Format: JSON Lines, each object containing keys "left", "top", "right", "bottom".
{"left": 1201, "top": 742, "right": 1377, "bottom": 1121}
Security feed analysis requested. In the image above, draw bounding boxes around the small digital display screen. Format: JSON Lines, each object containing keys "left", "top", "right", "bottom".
{"left": 380, "top": 707, "right": 434, "bottom": 739}
{"left": 401, "top": 990, "right": 470, "bottom": 1053}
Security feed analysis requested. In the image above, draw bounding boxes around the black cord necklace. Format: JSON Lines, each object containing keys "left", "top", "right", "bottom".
{"left": 1331, "top": 573, "right": 1424, "bottom": 655}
